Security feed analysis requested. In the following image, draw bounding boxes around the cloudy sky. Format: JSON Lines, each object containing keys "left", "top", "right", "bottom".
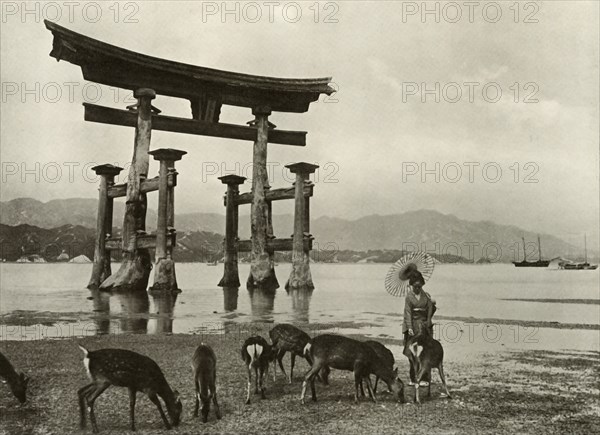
{"left": 1, "top": 1, "right": 598, "bottom": 249}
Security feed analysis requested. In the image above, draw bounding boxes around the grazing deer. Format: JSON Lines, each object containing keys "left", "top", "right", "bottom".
{"left": 318, "top": 340, "right": 394, "bottom": 394}
{"left": 0, "top": 351, "right": 29, "bottom": 404}
{"left": 364, "top": 340, "right": 395, "bottom": 394}
{"left": 191, "top": 343, "right": 222, "bottom": 422}
{"left": 301, "top": 334, "right": 405, "bottom": 404}
{"left": 77, "top": 346, "right": 182, "bottom": 432}
{"left": 241, "top": 336, "right": 272, "bottom": 404}
{"left": 407, "top": 328, "right": 451, "bottom": 404}
{"left": 269, "top": 324, "right": 312, "bottom": 383}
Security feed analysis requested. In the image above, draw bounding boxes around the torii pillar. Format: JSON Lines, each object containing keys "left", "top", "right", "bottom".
{"left": 149, "top": 148, "right": 186, "bottom": 293}
{"left": 100, "top": 88, "right": 157, "bottom": 292}
{"left": 247, "top": 106, "right": 279, "bottom": 291}
{"left": 218, "top": 174, "right": 246, "bottom": 288}
{"left": 286, "top": 162, "right": 318, "bottom": 290}
{"left": 88, "top": 164, "right": 122, "bottom": 289}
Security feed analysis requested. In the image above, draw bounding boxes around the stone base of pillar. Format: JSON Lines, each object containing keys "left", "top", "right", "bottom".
{"left": 247, "top": 254, "right": 279, "bottom": 290}
{"left": 285, "top": 259, "right": 314, "bottom": 291}
{"left": 218, "top": 264, "right": 240, "bottom": 288}
{"left": 149, "top": 258, "right": 180, "bottom": 293}
{"left": 99, "top": 250, "right": 152, "bottom": 292}
{"left": 88, "top": 260, "right": 112, "bottom": 290}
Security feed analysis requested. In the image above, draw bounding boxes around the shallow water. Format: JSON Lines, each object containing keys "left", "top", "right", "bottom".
{"left": 1, "top": 263, "right": 598, "bottom": 352}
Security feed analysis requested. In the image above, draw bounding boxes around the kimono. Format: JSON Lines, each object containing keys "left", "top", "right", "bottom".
{"left": 402, "top": 290, "right": 434, "bottom": 334}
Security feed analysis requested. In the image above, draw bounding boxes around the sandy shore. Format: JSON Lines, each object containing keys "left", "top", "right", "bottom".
{"left": 1, "top": 327, "right": 598, "bottom": 434}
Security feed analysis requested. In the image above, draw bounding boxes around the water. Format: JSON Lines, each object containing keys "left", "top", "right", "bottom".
{"left": 1, "top": 263, "right": 598, "bottom": 354}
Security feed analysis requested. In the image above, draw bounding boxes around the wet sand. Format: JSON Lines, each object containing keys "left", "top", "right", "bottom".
{"left": 1, "top": 328, "right": 598, "bottom": 434}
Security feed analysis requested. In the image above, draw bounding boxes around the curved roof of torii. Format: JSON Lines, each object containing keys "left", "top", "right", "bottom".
{"left": 44, "top": 20, "right": 334, "bottom": 113}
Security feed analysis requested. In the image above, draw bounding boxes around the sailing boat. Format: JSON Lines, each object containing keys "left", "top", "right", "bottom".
{"left": 513, "top": 235, "right": 550, "bottom": 267}
{"left": 561, "top": 234, "right": 598, "bottom": 270}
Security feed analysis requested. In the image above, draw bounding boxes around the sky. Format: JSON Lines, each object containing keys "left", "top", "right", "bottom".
{"left": 1, "top": 1, "right": 598, "bottom": 250}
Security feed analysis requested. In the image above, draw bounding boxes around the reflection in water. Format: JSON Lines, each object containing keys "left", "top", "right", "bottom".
{"left": 248, "top": 287, "right": 276, "bottom": 322}
{"left": 150, "top": 291, "right": 178, "bottom": 334}
{"left": 90, "top": 288, "right": 111, "bottom": 334}
{"left": 287, "top": 287, "right": 314, "bottom": 324}
{"left": 115, "top": 291, "right": 149, "bottom": 334}
{"left": 223, "top": 287, "right": 239, "bottom": 312}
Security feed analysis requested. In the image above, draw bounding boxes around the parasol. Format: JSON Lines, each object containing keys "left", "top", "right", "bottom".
{"left": 384, "top": 251, "right": 435, "bottom": 297}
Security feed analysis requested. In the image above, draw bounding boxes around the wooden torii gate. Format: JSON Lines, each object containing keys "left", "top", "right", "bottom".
{"left": 45, "top": 21, "right": 334, "bottom": 292}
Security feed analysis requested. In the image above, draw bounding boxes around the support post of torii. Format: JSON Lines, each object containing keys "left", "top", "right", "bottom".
{"left": 286, "top": 162, "right": 318, "bottom": 290}
{"left": 218, "top": 174, "right": 246, "bottom": 288}
{"left": 247, "top": 106, "right": 279, "bottom": 290}
{"left": 149, "top": 148, "right": 186, "bottom": 293}
{"left": 88, "top": 164, "right": 122, "bottom": 289}
{"left": 100, "top": 88, "right": 157, "bottom": 292}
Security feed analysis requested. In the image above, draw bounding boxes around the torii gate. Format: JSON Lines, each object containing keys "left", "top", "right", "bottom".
{"left": 45, "top": 21, "right": 334, "bottom": 293}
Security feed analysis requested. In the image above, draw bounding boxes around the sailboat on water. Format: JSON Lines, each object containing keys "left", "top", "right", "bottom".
{"left": 560, "top": 234, "right": 598, "bottom": 270}
{"left": 513, "top": 235, "right": 550, "bottom": 267}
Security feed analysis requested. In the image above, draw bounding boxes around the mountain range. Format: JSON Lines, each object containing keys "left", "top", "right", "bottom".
{"left": 1, "top": 198, "right": 594, "bottom": 263}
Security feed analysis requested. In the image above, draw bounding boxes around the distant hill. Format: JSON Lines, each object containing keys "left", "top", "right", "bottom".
{"left": 1, "top": 198, "right": 593, "bottom": 263}
{"left": 0, "top": 223, "right": 224, "bottom": 263}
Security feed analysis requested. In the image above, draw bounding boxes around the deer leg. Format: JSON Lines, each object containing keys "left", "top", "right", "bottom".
{"left": 128, "top": 388, "right": 137, "bottom": 431}
{"left": 289, "top": 353, "right": 296, "bottom": 384}
{"left": 259, "top": 368, "right": 266, "bottom": 399}
{"left": 301, "top": 365, "right": 320, "bottom": 404}
{"left": 78, "top": 383, "right": 95, "bottom": 428}
{"left": 277, "top": 350, "right": 287, "bottom": 381}
{"left": 212, "top": 387, "right": 222, "bottom": 420}
{"left": 415, "top": 365, "right": 429, "bottom": 405}
{"left": 148, "top": 392, "right": 171, "bottom": 430}
{"left": 364, "top": 376, "right": 377, "bottom": 403}
{"left": 201, "top": 393, "right": 210, "bottom": 423}
{"left": 193, "top": 378, "right": 200, "bottom": 417}
{"left": 354, "top": 371, "right": 362, "bottom": 404}
{"left": 359, "top": 378, "right": 366, "bottom": 397}
{"left": 246, "top": 366, "right": 252, "bottom": 405}
{"left": 373, "top": 376, "right": 379, "bottom": 394}
{"left": 254, "top": 366, "right": 259, "bottom": 394}
{"left": 438, "top": 363, "right": 452, "bottom": 399}
{"left": 86, "top": 382, "right": 110, "bottom": 433}
{"left": 319, "top": 365, "right": 330, "bottom": 385}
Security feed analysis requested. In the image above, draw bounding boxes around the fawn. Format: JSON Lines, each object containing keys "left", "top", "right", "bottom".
{"left": 269, "top": 324, "right": 313, "bottom": 383}
{"left": 241, "top": 336, "right": 273, "bottom": 404}
{"left": 77, "top": 345, "right": 182, "bottom": 432}
{"left": 301, "top": 334, "right": 405, "bottom": 404}
{"left": 191, "top": 343, "right": 222, "bottom": 422}
{"left": 406, "top": 328, "right": 451, "bottom": 404}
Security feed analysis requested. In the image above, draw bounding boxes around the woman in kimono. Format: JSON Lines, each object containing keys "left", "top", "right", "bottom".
{"left": 402, "top": 271, "right": 436, "bottom": 385}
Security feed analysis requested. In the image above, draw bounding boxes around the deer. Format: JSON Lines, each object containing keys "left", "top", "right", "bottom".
{"left": 406, "top": 328, "right": 451, "bottom": 404}
{"left": 0, "top": 350, "right": 29, "bottom": 404}
{"left": 191, "top": 343, "right": 222, "bottom": 423}
{"left": 269, "top": 324, "right": 313, "bottom": 383}
{"left": 301, "top": 334, "right": 405, "bottom": 404}
{"left": 241, "top": 336, "right": 273, "bottom": 404}
{"left": 318, "top": 340, "right": 394, "bottom": 395}
{"left": 77, "top": 345, "right": 182, "bottom": 433}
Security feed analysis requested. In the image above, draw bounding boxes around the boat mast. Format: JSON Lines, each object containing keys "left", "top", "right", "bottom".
{"left": 584, "top": 233, "right": 588, "bottom": 263}
{"left": 522, "top": 236, "right": 527, "bottom": 262}
{"left": 537, "top": 235, "right": 542, "bottom": 262}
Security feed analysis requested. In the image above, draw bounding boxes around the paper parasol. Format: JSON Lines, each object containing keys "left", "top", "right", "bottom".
{"left": 384, "top": 251, "right": 435, "bottom": 297}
